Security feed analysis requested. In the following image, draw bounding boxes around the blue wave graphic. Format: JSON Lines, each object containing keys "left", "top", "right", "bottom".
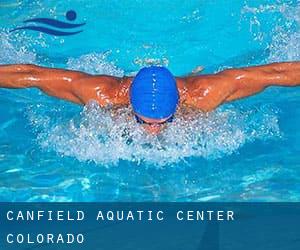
{"left": 10, "top": 10, "right": 85, "bottom": 36}
{"left": 10, "top": 26, "right": 83, "bottom": 36}
{"left": 23, "top": 18, "right": 85, "bottom": 29}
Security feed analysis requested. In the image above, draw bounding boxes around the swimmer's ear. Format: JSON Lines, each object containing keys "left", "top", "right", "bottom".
{"left": 190, "top": 65, "right": 204, "bottom": 76}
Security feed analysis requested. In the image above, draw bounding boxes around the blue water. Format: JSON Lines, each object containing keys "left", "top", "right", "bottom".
{"left": 0, "top": 0, "right": 299, "bottom": 201}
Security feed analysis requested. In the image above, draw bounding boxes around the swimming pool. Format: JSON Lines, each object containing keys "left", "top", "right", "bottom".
{"left": 0, "top": 0, "right": 299, "bottom": 201}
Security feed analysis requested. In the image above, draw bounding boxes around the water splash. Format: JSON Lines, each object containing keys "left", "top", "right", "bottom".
{"left": 242, "top": 3, "right": 288, "bottom": 15}
{"left": 133, "top": 57, "right": 169, "bottom": 67}
{"left": 180, "top": 8, "right": 201, "bottom": 23}
{"left": 26, "top": 101, "right": 281, "bottom": 167}
{"left": 0, "top": 31, "right": 36, "bottom": 64}
{"left": 268, "top": 4, "right": 300, "bottom": 62}
{"left": 67, "top": 51, "right": 124, "bottom": 76}
{"left": 242, "top": 2, "right": 300, "bottom": 62}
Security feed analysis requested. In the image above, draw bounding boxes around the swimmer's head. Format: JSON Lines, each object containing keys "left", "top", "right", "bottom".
{"left": 129, "top": 66, "right": 179, "bottom": 131}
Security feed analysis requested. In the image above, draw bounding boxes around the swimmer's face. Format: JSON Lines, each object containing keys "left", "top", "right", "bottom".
{"left": 135, "top": 114, "right": 171, "bottom": 135}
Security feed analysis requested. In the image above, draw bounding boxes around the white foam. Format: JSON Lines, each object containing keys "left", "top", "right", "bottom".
{"left": 268, "top": 5, "right": 300, "bottom": 62}
{"left": 26, "top": 101, "right": 281, "bottom": 167}
{"left": 0, "top": 31, "right": 36, "bottom": 64}
{"left": 67, "top": 51, "right": 124, "bottom": 76}
{"left": 242, "top": 2, "right": 300, "bottom": 62}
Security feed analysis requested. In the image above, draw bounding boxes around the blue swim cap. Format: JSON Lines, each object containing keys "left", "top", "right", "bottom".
{"left": 130, "top": 66, "right": 179, "bottom": 120}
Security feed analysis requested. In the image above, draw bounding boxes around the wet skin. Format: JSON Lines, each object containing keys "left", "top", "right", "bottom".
{"left": 0, "top": 62, "right": 300, "bottom": 133}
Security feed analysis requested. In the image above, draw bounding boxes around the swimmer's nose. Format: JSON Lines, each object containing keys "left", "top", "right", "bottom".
{"left": 143, "top": 124, "right": 163, "bottom": 135}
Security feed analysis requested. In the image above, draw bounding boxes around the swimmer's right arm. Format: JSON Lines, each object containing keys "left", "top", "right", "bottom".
{"left": 0, "top": 64, "right": 129, "bottom": 106}
{"left": 0, "top": 64, "right": 88, "bottom": 104}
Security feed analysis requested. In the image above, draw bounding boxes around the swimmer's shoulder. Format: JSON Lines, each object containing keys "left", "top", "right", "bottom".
{"left": 72, "top": 75, "right": 132, "bottom": 106}
{"left": 176, "top": 73, "right": 237, "bottom": 112}
{"left": 176, "top": 75, "right": 212, "bottom": 106}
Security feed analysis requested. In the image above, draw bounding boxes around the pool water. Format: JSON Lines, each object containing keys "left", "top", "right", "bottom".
{"left": 0, "top": 0, "right": 299, "bottom": 201}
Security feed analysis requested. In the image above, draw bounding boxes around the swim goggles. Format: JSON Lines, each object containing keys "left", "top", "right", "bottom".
{"left": 135, "top": 115, "right": 174, "bottom": 125}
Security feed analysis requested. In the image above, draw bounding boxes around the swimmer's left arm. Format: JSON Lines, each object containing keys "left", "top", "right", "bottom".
{"left": 224, "top": 62, "right": 300, "bottom": 102}
{"left": 182, "top": 62, "right": 300, "bottom": 111}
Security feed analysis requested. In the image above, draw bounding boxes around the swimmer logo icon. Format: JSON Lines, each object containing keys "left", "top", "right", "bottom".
{"left": 10, "top": 10, "right": 85, "bottom": 36}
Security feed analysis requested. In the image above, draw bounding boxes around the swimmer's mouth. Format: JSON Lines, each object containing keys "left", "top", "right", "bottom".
{"left": 134, "top": 115, "right": 174, "bottom": 125}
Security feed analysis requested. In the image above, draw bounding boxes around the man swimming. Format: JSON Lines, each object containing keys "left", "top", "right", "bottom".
{"left": 0, "top": 62, "right": 300, "bottom": 134}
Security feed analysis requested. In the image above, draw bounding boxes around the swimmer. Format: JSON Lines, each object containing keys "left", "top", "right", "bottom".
{"left": 0, "top": 62, "right": 300, "bottom": 134}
